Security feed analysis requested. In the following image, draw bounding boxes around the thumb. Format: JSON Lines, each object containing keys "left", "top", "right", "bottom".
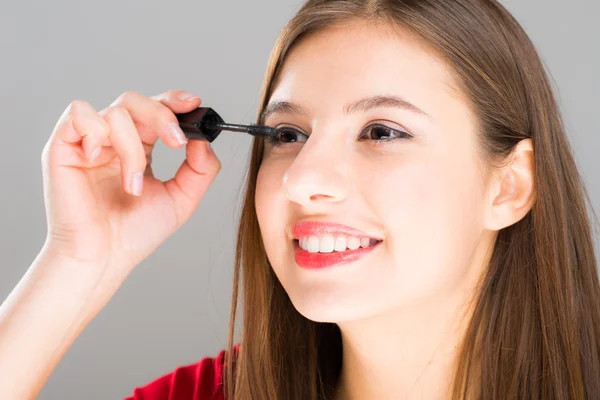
{"left": 164, "top": 139, "right": 221, "bottom": 223}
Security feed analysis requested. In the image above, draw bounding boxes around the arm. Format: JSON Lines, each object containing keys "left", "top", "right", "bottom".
{"left": 0, "top": 89, "right": 218, "bottom": 400}
{"left": 0, "top": 251, "right": 106, "bottom": 400}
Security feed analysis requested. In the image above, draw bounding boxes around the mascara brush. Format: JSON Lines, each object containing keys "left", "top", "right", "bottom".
{"left": 201, "top": 121, "right": 277, "bottom": 138}
{"left": 176, "top": 106, "right": 277, "bottom": 142}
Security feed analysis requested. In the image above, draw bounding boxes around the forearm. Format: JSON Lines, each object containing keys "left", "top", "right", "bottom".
{"left": 0, "top": 251, "right": 103, "bottom": 400}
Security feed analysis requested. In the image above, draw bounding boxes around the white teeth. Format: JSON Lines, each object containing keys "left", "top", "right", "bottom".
{"left": 319, "top": 234, "right": 335, "bottom": 253}
{"left": 298, "top": 234, "right": 378, "bottom": 252}
{"left": 347, "top": 236, "right": 360, "bottom": 250}
{"left": 334, "top": 234, "right": 347, "bottom": 252}
{"left": 307, "top": 236, "right": 320, "bottom": 253}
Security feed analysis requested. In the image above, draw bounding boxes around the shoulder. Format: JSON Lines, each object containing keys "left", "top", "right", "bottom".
{"left": 124, "top": 343, "right": 241, "bottom": 400}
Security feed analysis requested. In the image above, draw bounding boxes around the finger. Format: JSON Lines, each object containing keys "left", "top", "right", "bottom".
{"left": 99, "top": 106, "right": 147, "bottom": 196}
{"left": 150, "top": 89, "right": 202, "bottom": 113}
{"left": 106, "top": 90, "right": 201, "bottom": 149}
{"left": 47, "top": 100, "right": 111, "bottom": 166}
{"left": 164, "top": 140, "right": 221, "bottom": 222}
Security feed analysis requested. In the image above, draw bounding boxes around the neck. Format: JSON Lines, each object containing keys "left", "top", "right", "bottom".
{"left": 333, "top": 284, "right": 477, "bottom": 400}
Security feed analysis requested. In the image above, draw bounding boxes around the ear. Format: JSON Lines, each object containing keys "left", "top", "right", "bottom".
{"left": 484, "top": 138, "right": 536, "bottom": 230}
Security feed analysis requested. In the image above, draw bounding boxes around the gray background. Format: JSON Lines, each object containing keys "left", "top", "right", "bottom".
{"left": 0, "top": 1, "right": 598, "bottom": 399}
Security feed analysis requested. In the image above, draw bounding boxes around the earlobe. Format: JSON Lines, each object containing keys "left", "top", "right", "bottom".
{"left": 485, "top": 138, "right": 536, "bottom": 230}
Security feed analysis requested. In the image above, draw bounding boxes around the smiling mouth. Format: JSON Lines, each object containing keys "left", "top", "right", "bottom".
{"left": 292, "top": 237, "right": 382, "bottom": 269}
{"left": 293, "top": 237, "right": 382, "bottom": 253}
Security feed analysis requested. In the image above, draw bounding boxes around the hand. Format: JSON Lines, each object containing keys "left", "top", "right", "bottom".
{"left": 40, "top": 90, "right": 221, "bottom": 302}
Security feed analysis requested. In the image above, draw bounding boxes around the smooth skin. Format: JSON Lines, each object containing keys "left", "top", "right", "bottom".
{"left": 255, "top": 22, "right": 535, "bottom": 400}
{"left": 0, "top": 90, "right": 220, "bottom": 399}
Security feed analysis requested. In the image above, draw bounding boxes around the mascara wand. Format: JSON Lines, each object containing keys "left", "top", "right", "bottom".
{"left": 201, "top": 121, "right": 277, "bottom": 138}
{"left": 176, "top": 106, "right": 277, "bottom": 142}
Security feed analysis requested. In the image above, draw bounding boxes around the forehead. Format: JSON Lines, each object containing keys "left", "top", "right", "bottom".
{"left": 268, "top": 21, "right": 460, "bottom": 119}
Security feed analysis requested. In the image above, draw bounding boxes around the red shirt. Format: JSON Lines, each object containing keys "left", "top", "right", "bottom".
{"left": 124, "top": 343, "right": 240, "bottom": 400}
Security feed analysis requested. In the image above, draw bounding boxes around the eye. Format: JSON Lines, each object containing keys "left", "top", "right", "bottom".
{"left": 265, "top": 126, "right": 308, "bottom": 147}
{"left": 358, "top": 123, "right": 413, "bottom": 143}
{"left": 263, "top": 122, "right": 413, "bottom": 148}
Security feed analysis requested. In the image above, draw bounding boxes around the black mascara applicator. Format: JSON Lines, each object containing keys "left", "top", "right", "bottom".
{"left": 175, "top": 107, "right": 277, "bottom": 142}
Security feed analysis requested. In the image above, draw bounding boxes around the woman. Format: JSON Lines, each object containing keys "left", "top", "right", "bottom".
{"left": 1, "top": 0, "right": 599, "bottom": 399}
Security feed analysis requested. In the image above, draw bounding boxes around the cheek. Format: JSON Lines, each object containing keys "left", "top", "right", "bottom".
{"left": 363, "top": 152, "right": 485, "bottom": 298}
{"left": 255, "top": 162, "right": 281, "bottom": 234}
{"left": 255, "top": 159, "right": 290, "bottom": 262}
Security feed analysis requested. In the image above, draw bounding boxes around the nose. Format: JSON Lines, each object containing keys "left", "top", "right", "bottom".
{"left": 282, "top": 134, "right": 351, "bottom": 207}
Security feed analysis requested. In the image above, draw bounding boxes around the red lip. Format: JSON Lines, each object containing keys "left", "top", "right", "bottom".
{"left": 294, "top": 239, "right": 381, "bottom": 269}
{"left": 291, "top": 221, "right": 382, "bottom": 240}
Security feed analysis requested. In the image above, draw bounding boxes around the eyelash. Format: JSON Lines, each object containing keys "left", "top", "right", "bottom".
{"left": 265, "top": 123, "right": 413, "bottom": 147}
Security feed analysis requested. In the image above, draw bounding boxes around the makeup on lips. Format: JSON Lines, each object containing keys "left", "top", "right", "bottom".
{"left": 292, "top": 221, "right": 383, "bottom": 269}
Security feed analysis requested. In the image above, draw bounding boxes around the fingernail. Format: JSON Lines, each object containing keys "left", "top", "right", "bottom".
{"left": 89, "top": 147, "right": 101, "bottom": 162}
{"left": 168, "top": 123, "right": 188, "bottom": 145}
{"left": 206, "top": 141, "right": 213, "bottom": 153}
{"left": 131, "top": 172, "right": 144, "bottom": 196}
{"left": 178, "top": 92, "right": 200, "bottom": 102}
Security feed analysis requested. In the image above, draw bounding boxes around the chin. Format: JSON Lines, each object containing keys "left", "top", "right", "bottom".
{"left": 286, "top": 287, "right": 380, "bottom": 324}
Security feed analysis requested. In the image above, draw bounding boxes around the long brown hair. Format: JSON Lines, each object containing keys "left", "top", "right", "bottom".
{"left": 222, "top": 1, "right": 600, "bottom": 398}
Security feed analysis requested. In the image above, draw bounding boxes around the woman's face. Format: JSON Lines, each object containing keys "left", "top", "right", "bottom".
{"left": 255, "top": 22, "right": 492, "bottom": 323}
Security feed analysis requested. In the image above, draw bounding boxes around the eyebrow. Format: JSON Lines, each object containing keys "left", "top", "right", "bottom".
{"left": 260, "top": 94, "right": 430, "bottom": 124}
